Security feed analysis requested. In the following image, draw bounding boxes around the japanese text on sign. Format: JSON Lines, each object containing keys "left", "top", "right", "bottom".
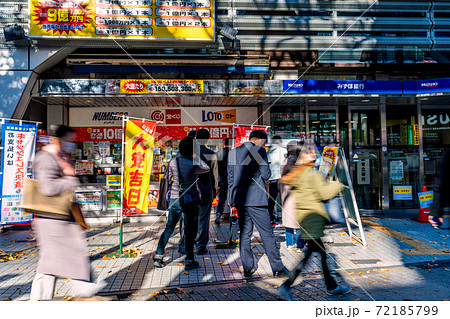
{"left": 30, "top": 0, "right": 215, "bottom": 40}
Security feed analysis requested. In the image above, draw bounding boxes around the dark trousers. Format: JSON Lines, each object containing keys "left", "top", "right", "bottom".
{"left": 283, "top": 239, "right": 337, "bottom": 291}
{"left": 196, "top": 202, "right": 212, "bottom": 251}
{"left": 156, "top": 199, "right": 185, "bottom": 255}
{"left": 216, "top": 183, "right": 229, "bottom": 216}
{"left": 182, "top": 201, "right": 199, "bottom": 261}
{"left": 268, "top": 180, "right": 279, "bottom": 221}
{"left": 237, "top": 206, "right": 284, "bottom": 273}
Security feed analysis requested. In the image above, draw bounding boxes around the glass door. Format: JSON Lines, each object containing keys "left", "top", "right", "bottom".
{"left": 349, "top": 109, "right": 382, "bottom": 210}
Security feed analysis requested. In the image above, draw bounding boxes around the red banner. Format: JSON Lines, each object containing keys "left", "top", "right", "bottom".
{"left": 73, "top": 125, "right": 233, "bottom": 142}
{"left": 234, "top": 125, "right": 268, "bottom": 147}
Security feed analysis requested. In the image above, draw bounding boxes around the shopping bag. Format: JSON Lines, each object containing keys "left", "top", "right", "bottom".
{"left": 324, "top": 195, "right": 345, "bottom": 224}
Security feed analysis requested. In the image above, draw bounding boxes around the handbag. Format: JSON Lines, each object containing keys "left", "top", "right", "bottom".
{"left": 176, "top": 157, "right": 201, "bottom": 206}
{"left": 70, "top": 202, "right": 89, "bottom": 229}
{"left": 20, "top": 178, "right": 74, "bottom": 220}
{"left": 157, "top": 168, "right": 172, "bottom": 211}
{"left": 324, "top": 195, "right": 345, "bottom": 224}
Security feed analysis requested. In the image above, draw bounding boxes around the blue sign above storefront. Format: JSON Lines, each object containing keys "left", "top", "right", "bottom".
{"left": 403, "top": 78, "right": 450, "bottom": 95}
{"left": 283, "top": 80, "right": 403, "bottom": 95}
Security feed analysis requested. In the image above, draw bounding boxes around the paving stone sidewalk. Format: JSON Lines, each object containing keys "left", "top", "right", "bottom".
{"left": 0, "top": 214, "right": 449, "bottom": 301}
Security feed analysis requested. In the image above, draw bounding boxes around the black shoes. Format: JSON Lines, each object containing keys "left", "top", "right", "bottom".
{"left": 196, "top": 247, "right": 208, "bottom": 255}
{"left": 273, "top": 266, "right": 289, "bottom": 278}
{"left": 243, "top": 267, "right": 256, "bottom": 279}
{"left": 214, "top": 215, "right": 221, "bottom": 225}
{"left": 185, "top": 260, "right": 200, "bottom": 270}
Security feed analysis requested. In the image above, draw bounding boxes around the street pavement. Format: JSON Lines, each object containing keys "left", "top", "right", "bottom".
{"left": 0, "top": 213, "right": 449, "bottom": 301}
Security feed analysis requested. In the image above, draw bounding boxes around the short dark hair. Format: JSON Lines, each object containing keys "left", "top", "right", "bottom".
{"left": 49, "top": 124, "right": 74, "bottom": 139}
{"left": 187, "top": 130, "right": 197, "bottom": 138}
{"left": 196, "top": 128, "right": 210, "bottom": 141}
{"left": 179, "top": 136, "right": 199, "bottom": 157}
{"left": 249, "top": 130, "right": 267, "bottom": 141}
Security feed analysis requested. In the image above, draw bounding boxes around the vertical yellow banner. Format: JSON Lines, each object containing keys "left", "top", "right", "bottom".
{"left": 123, "top": 119, "right": 157, "bottom": 215}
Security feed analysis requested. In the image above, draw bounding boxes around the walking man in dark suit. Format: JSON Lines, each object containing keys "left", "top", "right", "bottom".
{"left": 195, "top": 129, "right": 218, "bottom": 255}
{"left": 228, "top": 130, "right": 288, "bottom": 278}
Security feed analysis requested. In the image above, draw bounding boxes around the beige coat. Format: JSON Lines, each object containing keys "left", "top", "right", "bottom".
{"left": 32, "top": 151, "right": 89, "bottom": 281}
{"left": 281, "top": 163, "right": 343, "bottom": 239}
{"left": 280, "top": 157, "right": 300, "bottom": 229}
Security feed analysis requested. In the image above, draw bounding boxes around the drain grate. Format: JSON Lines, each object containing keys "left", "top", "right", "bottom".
{"left": 351, "top": 259, "right": 381, "bottom": 264}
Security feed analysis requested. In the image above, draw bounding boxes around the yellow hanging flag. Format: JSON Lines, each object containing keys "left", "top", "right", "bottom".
{"left": 123, "top": 119, "right": 157, "bottom": 215}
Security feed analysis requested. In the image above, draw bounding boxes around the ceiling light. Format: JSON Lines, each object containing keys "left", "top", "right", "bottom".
{"left": 361, "top": 99, "right": 370, "bottom": 102}
{"left": 309, "top": 99, "right": 317, "bottom": 102}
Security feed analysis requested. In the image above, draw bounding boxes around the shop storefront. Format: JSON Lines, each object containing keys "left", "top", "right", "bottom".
{"left": 33, "top": 78, "right": 450, "bottom": 214}
{"left": 68, "top": 106, "right": 258, "bottom": 217}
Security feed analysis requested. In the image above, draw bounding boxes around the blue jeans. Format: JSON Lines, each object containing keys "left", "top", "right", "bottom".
{"left": 285, "top": 227, "right": 305, "bottom": 248}
{"left": 156, "top": 199, "right": 185, "bottom": 255}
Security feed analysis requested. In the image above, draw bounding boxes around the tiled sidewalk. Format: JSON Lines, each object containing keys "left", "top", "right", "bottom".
{"left": 0, "top": 215, "right": 449, "bottom": 301}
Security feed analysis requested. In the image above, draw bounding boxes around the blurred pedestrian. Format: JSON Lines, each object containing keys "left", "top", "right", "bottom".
{"left": 429, "top": 148, "right": 450, "bottom": 228}
{"left": 153, "top": 152, "right": 186, "bottom": 268}
{"left": 228, "top": 130, "right": 288, "bottom": 279}
{"left": 280, "top": 140, "right": 304, "bottom": 252}
{"left": 267, "top": 135, "right": 288, "bottom": 226}
{"left": 215, "top": 138, "right": 233, "bottom": 225}
{"left": 278, "top": 143, "right": 349, "bottom": 301}
{"left": 177, "top": 136, "right": 210, "bottom": 270}
{"left": 195, "top": 129, "right": 218, "bottom": 255}
{"left": 30, "top": 125, "right": 106, "bottom": 301}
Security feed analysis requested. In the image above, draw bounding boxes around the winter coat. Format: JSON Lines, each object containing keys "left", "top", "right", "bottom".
{"left": 280, "top": 156, "right": 300, "bottom": 229}
{"left": 32, "top": 150, "right": 89, "bottom": 281}
{"left": 280, "top": 163, "right": 343, "bottom": 240}
{"left": 268, "top": 144, "right": 288, "bottom": 181}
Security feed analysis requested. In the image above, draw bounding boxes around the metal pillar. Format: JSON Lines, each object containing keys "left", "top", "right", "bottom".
{"left": 379, "top": 96, "right": 390, "bottom": 213}
{"left": 417, "top": 98, "right": 425, "bottom": 189}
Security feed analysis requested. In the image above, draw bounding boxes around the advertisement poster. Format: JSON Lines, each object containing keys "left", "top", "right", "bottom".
{"left": 390, "top": 161, "right": 404, "bottom": 181}
{"left": 393, "top": 186, "right": 413, "bottom": 200}
{"left": 75, "top": 190, "right": 102, "bottom": 211}
{"left": 121, "top": 79, "right": 203, "bottom": 94}
{"left": 418, "top": 190, "right": 434, "bottom": 209}
{"left": 123, "top": 119, "right": 157, "bottom": 215}
{"left": 148, "top": 189, "right": 159, "bottom": 207}
{"left": 74, "top": 160, "right": 94, "bottom": 175}
{"left": 107, "top": 190, "right": 121, "bottom": 209}
{"left": 106, "top": 175, "right": 121, "bottom": 186}
{"left": 0, "top": 123, "right": 37, "bottom": 225}
{"left": 318, "top": 147, "right": 339, "bottom": 181}
{"left": 29, "top": 0, "right": 215, "bottom": 41}
{"left": 234, "top": 125, "right": 268, "bottom": 147}
{"left": 98, "top": 141, "right": 111, "bottom": 156}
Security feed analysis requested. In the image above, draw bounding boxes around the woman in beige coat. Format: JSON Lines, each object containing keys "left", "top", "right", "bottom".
{"left": 278, "top": 144, "right": 349, "bottom": 301}
{"left": 280, "top": 141, "right": 304, "bottom": 251}
{"left": 30, "top": 125, "right": 106, "bottom": 301}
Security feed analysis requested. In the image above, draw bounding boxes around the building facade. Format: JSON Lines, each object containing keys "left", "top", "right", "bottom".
{"left": 2, "top": 0, "right": 450, "bottom": 215}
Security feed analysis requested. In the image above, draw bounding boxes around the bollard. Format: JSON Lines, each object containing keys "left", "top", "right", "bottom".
{"left": 441, "top": 207, "right": 450, "bottom": 230}
{"left": 414, "top": 186, "right": 430, "bottom": 223}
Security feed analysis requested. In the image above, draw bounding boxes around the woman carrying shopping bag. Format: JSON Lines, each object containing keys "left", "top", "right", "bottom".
{"left": 30, "top": 125, "right": 107, "bottom": 301}
{"left": 280, "top": 141, "right": 304, "bottom": 252}
{"left": 278, "top": 143, "right": 350, "bottom": 301}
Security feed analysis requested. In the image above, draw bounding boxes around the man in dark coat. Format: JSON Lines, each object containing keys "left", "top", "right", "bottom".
{"left": 195, "top": 129, "right": 218, "bottom": 255}
{"left": 228, "top": 130, "right": 288, "bottom": 278}
{"left": 215, "top": 138, "right": 233, "bottom": 225}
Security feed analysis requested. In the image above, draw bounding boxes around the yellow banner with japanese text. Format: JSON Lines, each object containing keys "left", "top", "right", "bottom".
{"left": 123, "top": 119, "right": 157, "bottom": 215}
{"left": 29, "top": 0, "right": 215, "bottom": 41}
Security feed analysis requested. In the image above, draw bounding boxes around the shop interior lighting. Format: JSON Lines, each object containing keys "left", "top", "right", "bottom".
{"left": 361, "top": 99, "right": 370, "bottom": 102}
{"left": 309, "top": 99, "right": 318, "bottom": 102}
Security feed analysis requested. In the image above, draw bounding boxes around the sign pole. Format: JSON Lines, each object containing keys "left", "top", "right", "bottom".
{"left": 119, "top": 115, "right": 126, "bottom": 254}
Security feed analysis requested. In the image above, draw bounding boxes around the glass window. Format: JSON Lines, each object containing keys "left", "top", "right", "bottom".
{"left": 422, "top": 108, "right": 450, "bottom": 188}
{"left": 386, "top": 105, "right": 419, "bottom": 209}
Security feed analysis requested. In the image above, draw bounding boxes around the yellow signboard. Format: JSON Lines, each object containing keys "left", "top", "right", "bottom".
{"left": 120, "top": 79, "right": 203, "bottom": 94}
{"left": 29, "top": 0, "right": 215, "bottom": 40}
{"left": 123, "top": 119, "right": 157, "bottom": 215}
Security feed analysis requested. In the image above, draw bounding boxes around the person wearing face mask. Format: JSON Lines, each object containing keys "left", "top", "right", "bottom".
{"left": 278, "top": 143, "right": 349, "bottom": 301}
{"left": 29, "top": 125, "right": 107, "bottom": 301}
